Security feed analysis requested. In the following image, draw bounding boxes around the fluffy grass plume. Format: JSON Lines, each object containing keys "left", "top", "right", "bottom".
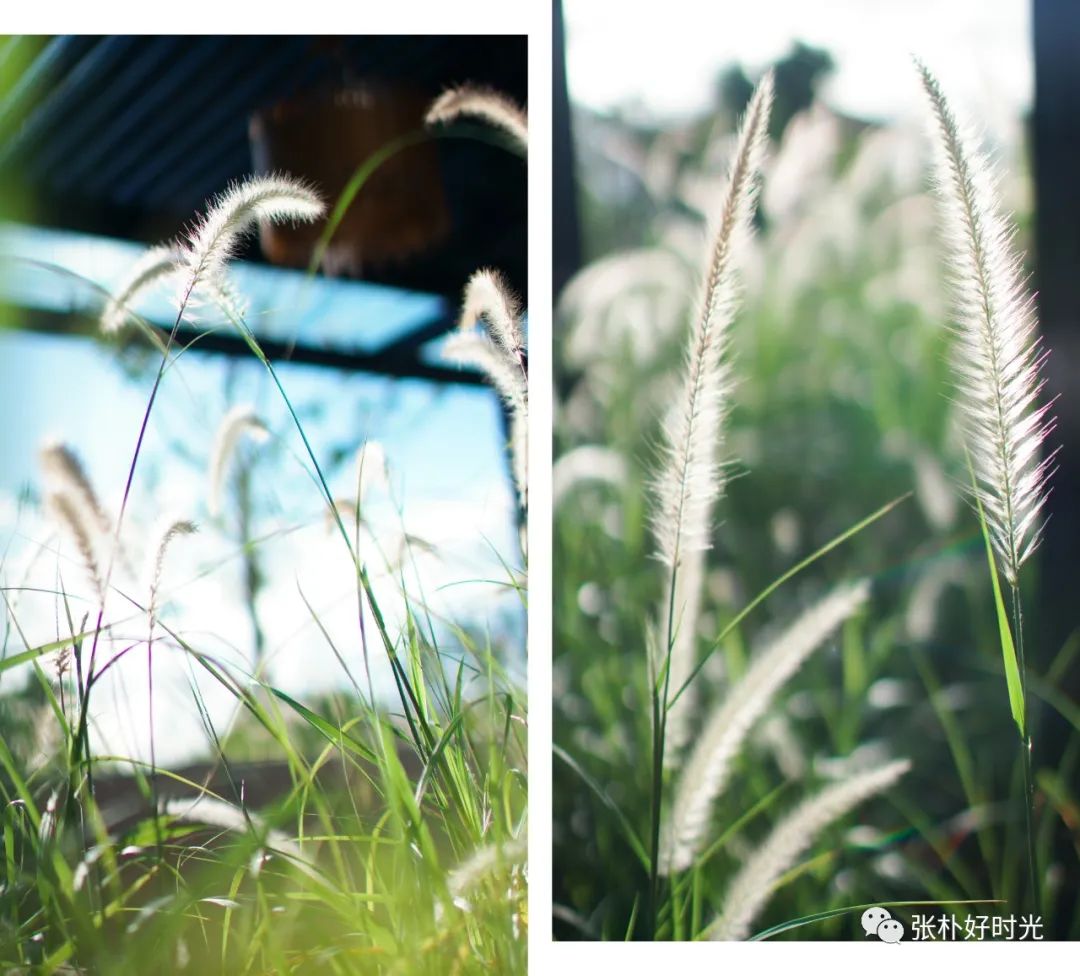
{"left": 429, "top": 82, "right": 528, "bottom": 513}
{"left": 39, "top": 442, "right": 130, "bottom": 595}
{"left": 461, "top": 268, "right": 526, "bottom": 368}
{"left": 100, "top": 177, "right": 319, "bottom": 331}
{"left": 159, "top": 795, "right": 302, "bottom": 861}
{"left": 207, "top": 405, "right": 270, "bottom": 517}
{"left": 552, "top": 444, "right": 627, "bottom": 507}
{"left": 100, "top": 244, "right": 178, "bottom": 334}
{"left": 443, "top": 332, "right": 526, "bottom": 413}
{"left": 662, "top": 580, "right": 870, "bottom": 874}
{"left": 355, "top": 440, "right": 389, "bottom": 501}
{"left": 426, "top": 85, "right": 528, "bottom": 152}
{"left": 44, "top": 491, "right": 104, "bottom": 601}
{"left": 444, "top": 297, "right": 528, "bottom": 511}
{"left": 180, "top": 174, "right": 323, "bottom": 295}
{"left": 916, "top": 61, "right": 1055, "bottom": 585}
{"left": 708, "top": 758, "right": 911, "bottom": 940}
{"left": 649, "top": 72, "right": 773, "bottom": 769}
{"left": 650, "top": 71, "right": 773, "bottom": 569}
{"left": 39, "top": 441, "right": 112, "bottom": 538}
{"left": 147, "top": 518, "right": 196, "bottom": 623}
{"left": 446, "top": 833, "right": 528, "bottom": 912}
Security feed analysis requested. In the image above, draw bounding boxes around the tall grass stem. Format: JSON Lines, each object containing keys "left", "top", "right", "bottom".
{"left": 1010, "top": 584, "right": 1040, "bottom": 913}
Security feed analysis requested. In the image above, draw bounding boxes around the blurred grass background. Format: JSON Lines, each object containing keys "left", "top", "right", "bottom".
{"left": 553, "top": 37, "right": 1079, "bottom": 940}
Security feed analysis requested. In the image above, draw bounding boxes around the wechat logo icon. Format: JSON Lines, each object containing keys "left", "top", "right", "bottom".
{"left": 862, "top": 907, "right": 904, "bottom": 943}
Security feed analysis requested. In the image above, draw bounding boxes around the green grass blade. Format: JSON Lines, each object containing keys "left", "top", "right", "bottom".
{"left": 307, "top": 125, "right": 521, "bottom": 279}
{"left": 748, "top": 898, "right": 1002, "bottom": 941}
{"left": 308, "top": 131, "right": 428, "bottom": 277}
{"left": 970, "top": 470, "right": 1025, "bottom": 737}
{"left": 553, "top": 744, "right": 648, "bottom": 869}
{"left": 412, "top": 710, "right": 467, "bottom": 806}
{"left": 670, "top": 491, "right": 911, "bottom": 707}
{"left": 268, "top": 687, "right": 378, "bottom": 764}
{"left": 0, "top": 631, "right": 93, "bottom": 674}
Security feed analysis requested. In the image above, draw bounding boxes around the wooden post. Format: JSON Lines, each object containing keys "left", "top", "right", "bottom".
{"left": 1033, "top": 1, "right": 1080, "bottom": 691}
{"left": 553, "top": 0, "right": 583, "bottom": 300}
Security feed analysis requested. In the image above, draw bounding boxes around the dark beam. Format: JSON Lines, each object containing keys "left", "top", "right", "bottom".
{"left": 175, "top": 324, "right": 486, "bottom": 386}
{"left": 378, "top": 313, "right": 458, "bottom": 356}
{"left": 553, "top": 0, "right": 582, "bottom": 299}
{"left": 8, "top": 308, "right": 487, "bottom": 387}
{"left": 1033, "top": 0, "right": 1080, "bottom": 673}
{"left": 1032, "top": 0, "right": 1080, "bottom": 936}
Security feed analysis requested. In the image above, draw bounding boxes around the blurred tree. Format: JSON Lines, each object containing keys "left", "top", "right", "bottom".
{"left": 771, "top": 41, "right": 834, "bottom": 137}
{"left": 569, "top": 41, "right": 837, "bottom": 271}
{"left": 715, "top": 41, "right": 834, "bottom": 139}
{"left": 714, "top": 64, "right": 754, "bottom": 128}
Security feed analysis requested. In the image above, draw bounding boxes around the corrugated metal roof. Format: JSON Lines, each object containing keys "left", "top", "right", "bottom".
{"left": 0, "top": 35, "right": 527, "bottom": 304}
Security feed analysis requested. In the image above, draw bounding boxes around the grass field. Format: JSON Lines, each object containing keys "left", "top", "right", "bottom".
{"left": 553, "top": 70, "right": 1078, "bottom": 941}
{"left": 0, "top": 88, "right": 529, "bottom": 971}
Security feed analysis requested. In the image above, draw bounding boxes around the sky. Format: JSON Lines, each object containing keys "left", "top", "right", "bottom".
{"left": 565, "top": 0, "right": 1032, "bottom": 129}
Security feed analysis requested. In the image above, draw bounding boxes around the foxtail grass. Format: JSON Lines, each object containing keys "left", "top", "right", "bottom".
{"left": 706, "top": 759, "right": 911, "bottom": 940}
{"left": 1, "top": 163, "right": 525, "bottom": 971}
{"left": 79, "top": 175, "right": 321, "bottom": 830}
{"left": 207, "top": 405, "right": 270, "bottom": 519}
{"left": 645, "top": 70, "right": 774, "bottom": 935}
{"left": 39, "top": 442, "right": 114, "bottom": 540}
{"left": 662, "top": 581, "right": 870, "bottom": 874}
{"left": 179, "top": 175, "right": 323, "bottom": 295}
{"left": 43, "top": 492, "right": 103, "bottom": 603}
{"left": 98, "top": 244, "right": 178, "bottom": 335}
{"left": 917, "top": 59, "right": 1056, "bottom": 913}
{"left": 431, "top": 90, "right": 529, "bottom": 525}
{"left": 443, "top": 270, "right": 529, "bottom": 517}
{"left": 426, "top": 86, "right": 528, "bottom": 153}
